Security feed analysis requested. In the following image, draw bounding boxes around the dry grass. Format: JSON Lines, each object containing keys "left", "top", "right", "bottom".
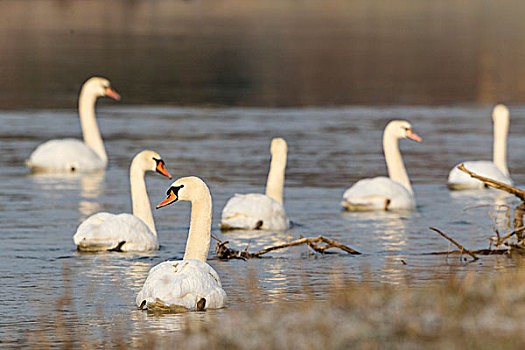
{"left": 25, "top": 263, "right": 525, "bottom": 349}
{"left": 153, "top": 271, "right": 525, "bottom": 350}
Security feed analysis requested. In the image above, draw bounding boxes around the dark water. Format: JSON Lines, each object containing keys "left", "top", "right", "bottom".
{"left": 2, "top": 0, "right": 525, "bottom": 108}
{"left": 1, "top": 105, "right": 525, "bottom": 345}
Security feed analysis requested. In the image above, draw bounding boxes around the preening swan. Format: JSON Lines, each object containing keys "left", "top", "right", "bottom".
{"left": 136, "top": 176, "right": 227, "bottom": 312}
{"left": 73, "top": 150, "right": 172, "bottom": 252}
{"left": 341, "top": 120, "right": 422, "bottom": 211}
{"left": 27, "top": 77, "right": 120, "bottom": 172}
{"left": 448, "top": 104, "right": 513, "bottom": 190}
{"left": 220, "top": 137, "right": 290, "bottom": 231}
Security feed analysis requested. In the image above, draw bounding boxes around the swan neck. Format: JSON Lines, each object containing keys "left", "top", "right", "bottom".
{"left": 184, "top": 190, "right": 212, "bottom": 262}
{"left": 265, "top": 149, "right": 287, "bottom": 204}
{"left": 79, "top": 90, "right": 107, "bottom": 163}
{"left": 383, "top": 129, "right": 413, "bottom": 193}
{"left": 130, "top": 161, "right": 156, "bottom": 236}
{"left": 493, "top": 115, "right": 509, "bottom": 176}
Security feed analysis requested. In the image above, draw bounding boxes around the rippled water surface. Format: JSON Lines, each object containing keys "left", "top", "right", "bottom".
{"left": 1, "top": 105, "right": 525, "bottom": 345}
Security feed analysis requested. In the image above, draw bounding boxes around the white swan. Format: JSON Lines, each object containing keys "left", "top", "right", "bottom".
{"left": 73, "top": 150, "right": 172, "bottom": 252}
{"left": 341, "top": 120, "right": 422, "bottom": 211}
{"left": 136, "top": 176, "right": 227, "bottom": 312}
{"left": 448, "top": 104, "right": 513, "bottom": 190}
{"left": 27, "top": 77, "right": 120, "bottom": 172}
{"left": 220, "top": 137, "right": 290, "bottom": 231}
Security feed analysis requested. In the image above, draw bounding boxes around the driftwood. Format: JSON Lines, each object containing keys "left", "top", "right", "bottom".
{"left": 458, "top": 164, "right": 525, "bottom": 201}
{"left": 429, "top": 227, "right": 479, "bottom": 261}
{"left": 214, "top": 235, "right": 360, "bottom": 260}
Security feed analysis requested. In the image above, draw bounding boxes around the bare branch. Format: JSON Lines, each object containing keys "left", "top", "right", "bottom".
{"left": 429, "top": 227, "right": 479, "bottom": 261}
{"left": 458, "top": 164, "right": 525, "bottom": 201}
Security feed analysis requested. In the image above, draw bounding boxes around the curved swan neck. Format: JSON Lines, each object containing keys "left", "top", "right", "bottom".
{"left": 493, "top": 109, "right": 509, "bottom": 176}
{"left": 130, "top": 159, "right": 156, "bottom": 236}
{"left": 79, "top": 88, "right": 107, "bottom": 164}
{"left": 383, "top": 128, "right": 413, "bottom": 194}
{"left": 265, "top": 143, "right": 287, "bottom": 204}
{"left": 184, "top": 189, "right": 212, "bottom": 261}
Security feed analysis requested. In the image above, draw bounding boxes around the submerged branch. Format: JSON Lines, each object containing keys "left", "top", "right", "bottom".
{"left": 215, "top": 235, "right": 360, "bottom": 260}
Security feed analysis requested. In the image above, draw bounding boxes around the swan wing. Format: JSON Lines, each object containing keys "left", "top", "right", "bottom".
{"left": 220, "top": 193, "right": 289, "bottom": 231}
{"left": 73, "top": 213, "right": 158, "bottom": 252}
{"left": 447, "top": 161, "right": 513, "bottom": 190}
{"left": 136, "top": 259, "right": 227, "bottom": 311}
{"left": 342, "top": 176, "right": 415, "bottom": 211}
{"left": 27, "top": 138, "right": 106, "bottom": 172}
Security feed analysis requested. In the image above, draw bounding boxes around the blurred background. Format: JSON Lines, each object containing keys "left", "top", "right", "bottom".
{"left": 2, "top": 0, "right": 525, "bottom": 109}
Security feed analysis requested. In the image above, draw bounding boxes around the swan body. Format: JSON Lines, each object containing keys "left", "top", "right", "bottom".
{"left": 221, "top": 138, "right": 290, "bottom": 231}
{"left": 73, "top": 150, "right": 172, "bottom": 252}
{"left": 137, "top": 176, "right": 227, "bottom": 312}
{"left": 448, "top": 161, "right": 512, "bottom": 190}
{"left": 341, "top": 120, "right": 421, "bottom": 211}
{"left": 136, "top": 259, "right": 226, "bottom": 312}
{"left": 74, "top": 213, "right": 158, "bottom": 251}
{"left": 27, "top": 77, "right": 120, "bottom": 172}
{"left": 220, "top": 193, "right": 289, "bottom": 231}
{"left": 342, "top": 176, "right": 415, "bottom": 211}
{"left": 448, "top": 104, "right": 512, "bottom": 190}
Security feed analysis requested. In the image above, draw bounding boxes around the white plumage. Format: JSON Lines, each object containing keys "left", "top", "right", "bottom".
{"left": 137, "top": 176, "right": 227, "bottom": 312}
{"left": 220, "top": 193, "right": 289, "bottom": 231}
{"left": 28, "top": 139, "right": 106, "bottom": 172}
{"left": 73, "top": 150, "right": 172, "bottom": 252}
{"left": 136, "top": 259, "right": 227, "bottom": 311}
{"left": 74, "top": 213, "right": 158, "bottom": 251}
{"left": 27, "top": 77, "right": 120, "bottom": 173}
{"left": 447, "top": 161, "right": 512, "bottom": 190}
{"left": 342, "top": 176, "right": 415, "bottom": 211}
{"left": 447, "top": 104, "right": 512, "bottom": 190}
{"left": 221, "top": 138, "right": 290, "bottom": 231}
{"left": 341, "top": 120, "right": 422, "bottom": 211}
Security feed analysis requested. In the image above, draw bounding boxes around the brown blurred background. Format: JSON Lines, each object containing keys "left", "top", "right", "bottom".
{"left": 1, "top": 0, "right": 525, "bottom": 108}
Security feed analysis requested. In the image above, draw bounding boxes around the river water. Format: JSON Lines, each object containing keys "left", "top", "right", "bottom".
{"left": 2, "top": 0, "right": 525, "bottom": 346}
{"left": 1, "top": 105, "right": 525, "bottom": 345}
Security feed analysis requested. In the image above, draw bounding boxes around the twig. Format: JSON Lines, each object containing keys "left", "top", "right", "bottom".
{"left": 215, "top": 235, "right": 360, "bottom": 260}
{"left": 458, "top": 164, "right": 525, "bottom": 201}
{"left": 429, "top": 227, "right": 479, "bottom": 261}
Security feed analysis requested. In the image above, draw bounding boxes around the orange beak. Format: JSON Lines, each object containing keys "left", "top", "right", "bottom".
{"left": 104, "top": 87, "right": 121, "bottom": 101}
{"left": 156, "top": 161, "right": 172, "bottom": 179}
{"left": 156, "top": 191, "right": 177, "bottom": 209}
{"left": 406, "top": 129, "right": 422, "bottom": 143}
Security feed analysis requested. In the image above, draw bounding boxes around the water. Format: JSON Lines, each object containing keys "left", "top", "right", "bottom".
{"left": 1, "top": 105, "right": 525, "bottom": 345}
{"left": 2, "top": 0, "right": 525, "bottom": 108}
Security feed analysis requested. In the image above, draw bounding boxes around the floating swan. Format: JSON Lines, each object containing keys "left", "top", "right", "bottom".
{"left": 73, "top": 150, "right": 172, "bottom": 252}
{"left": 341, "top": 120, "right": 422, "bottom": 211}
{"left": 27, "top": 77, "right": 120, "bottom": 172}
{"left": 447, "top": 104, "right": 512, "bottom": 190}
{"left": 220, "top": 137, "right": 290, "bottom": 231}
{"left": 136, "top": 176, "right": 227, "bottom": 312}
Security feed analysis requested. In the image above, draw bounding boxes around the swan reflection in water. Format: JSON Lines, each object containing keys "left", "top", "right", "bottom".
{"left": 341, "top": 210, "right": 413, "bottom": 285}
{"left": 28, "top": 170, "right": 105, "bottom": 219}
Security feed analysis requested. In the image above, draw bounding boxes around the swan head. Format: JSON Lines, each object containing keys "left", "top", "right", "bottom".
{"left": 492, "top": 104, "right": 509, "bottom": 124}
{"left": 156, "top": 176, "right": 208, "bottom": 209}
{"left": 385, "top": 120, "right": 422, "bottom": 142}
{"left": 132, "top": 150, "right": 172, "bottom": 179}
{"left": 270, "top": 137, "right": 288, "bottom": 155}
{"left": 82, "top": 77, "right": 121, "bottom": 101}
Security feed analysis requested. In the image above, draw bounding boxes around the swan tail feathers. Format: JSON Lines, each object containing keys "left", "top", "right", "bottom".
{"left": 341, "top": 196, "right": 391, "bottom": 211}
